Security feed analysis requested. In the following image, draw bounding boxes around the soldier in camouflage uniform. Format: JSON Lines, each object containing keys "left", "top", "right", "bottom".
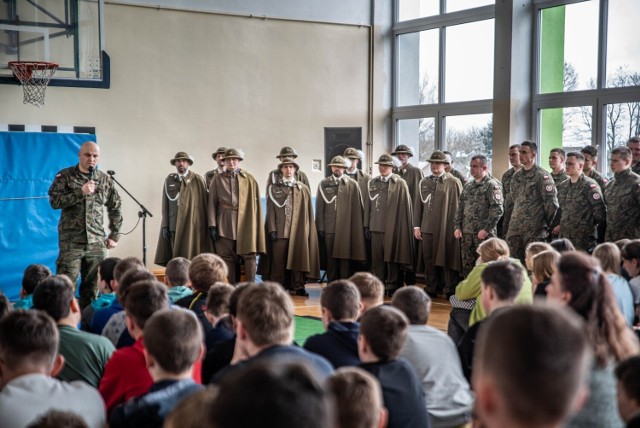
{"left": 506, "top": 141, "right": 559, "bottom": 262}
{"left": 627, "top": 136, "right": 640, "bottom": 175}
{"left": 443, "top": 151, "right": 468, "bottom": 185}
{"left": 48, "top": 142, "right": 122, "bottom": 309}
{"left": 551, "top": 152, "right": 605, "bottom": 252}
{"left": 499, "top": 144, "right": 522, "bottom": 238}
{"left": 604, "top": 146, "right": 640, "bottom": 241}
{"left": 581, "top": 145, "right": 609, "bottom": 243}
{"left": 548, "top": 148, "right": 568, "bottom": 185}
{"left": 454, "top": 155, "right": 504, "bottom": 277}
{"left": 205, "top": 146, "right": 227, "bottom": 190}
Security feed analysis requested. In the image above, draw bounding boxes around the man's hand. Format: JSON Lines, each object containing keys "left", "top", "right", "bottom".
{"left": 162, "top": 227, "right": 170, "bottom": 240}
{"left": 82, "top": 180, "right": 96, "bottom": 195}
{"left": 477, "top": 230, "right": 489, "bottom": 240}
{"left": 454, "top": 229, "right": 462, "bottom": 239}
{"left": 413, "top": 227, "right": 422, "bottom": 240}
{"left": 269, "top": 231, "right": 278, "bottom": 242}
{"left": 105, "top": 238, "right": 117, "bottom": 249}
{"left": 364, "top": 227, "right": 371, "bottom": 240}
{"left": 318, "top": 231, "right": 325, "bottom": 240}
{"left": 552, "top": 225, "right": 560, "bottom": 236}
{"left": 209, "top": 226, "right": 219, "bottom": 242}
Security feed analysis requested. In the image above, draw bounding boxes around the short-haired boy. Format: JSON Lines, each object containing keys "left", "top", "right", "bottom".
{"left": 14, "top": 264, "right": 51, "bottom": 309}
{"left": 81, "top": 257, "right": 120, "bottom": 331}
{"left": 358, "top": 305, "right": 430, "bottom": 428}
{"left": 203, "top": 283, "right": 235, "bottom": 350}
{"left": 327, "top": 367, "right": 388, "bottom": 428}
{"left": 304, "top": 280, "right": 361, "bottom": 368}
{"left": 109, "top": 310, "right": 205, "bottom": 428}
{"left": 473, "top": 305, "right": 591, "bottom": 428}
{"left": 164, "top": 257, "right": 193, "bottom": 302}
{"left": 349, "top": 272, "right": 384, "bottom": 314}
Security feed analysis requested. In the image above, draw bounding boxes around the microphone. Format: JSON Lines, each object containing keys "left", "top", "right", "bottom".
{"left": 88, "top": 166, "right": 95, "bottom": 181}
{"left": 107, "top": 170, "right": 116, "bottom": 176}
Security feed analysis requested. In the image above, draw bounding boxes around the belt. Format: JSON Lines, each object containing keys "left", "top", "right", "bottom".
{"left": 219, "top": 203, "right": 239, "bottom": 211}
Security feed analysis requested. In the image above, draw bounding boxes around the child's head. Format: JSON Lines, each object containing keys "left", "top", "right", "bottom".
{"left": 615, "top": 356, "right": 640, "bottom": 423}
{"left": 478, "top": 238, "right": 510, "bottom": 263}
{"left": 189, "top": 253, "right": 228, "bottom": 293}
{"left": 473, "top": 305, "right": 591, "bottom": 428}
{"left": 21, "top": 264, "right": 52, "bottom": 296}
{"left": 117, "top": 269, "right": 155, "bottom": 305}
{"left": 592, "top": 243, "right": 622, "bottom": 275}
{"left": 143, "top": 309, "right": 203, "bottom": 376}
{"left": 358, "top": 305, "right": 408, "bottom": 362}
{"left": 390, "top": 286, "right": 431, "bottom": 325}
{"left": 550, "top": 238, "right": 575, "bottom": 253}
{"left": 113, "top": 257, "right": 145, "bottom": 283}
{"left": 348, "top": 272, "right": 384, "bottom": 312}
{"left": 524, "top": 242, "right": 553, "bottom": 271}
{"left": 621, "top": 241, "right": 640, "bottom": 278}
{"left": 320, "top": 280, "right": 361, "bottom": 325}
{"left": 123, "top": 280, "right": 169, "bottom": 332}
{"left": 32, "top": 275, "right": 76, "bottom": 322}
{"left": 165, "top": 257, "right": 190, "bottom": 287}
{"left": 98, "top": 257, "right": 120, "bottom": 293}
{"left": 237, "top": 282, "right": 293, "bottom": 347}
{"left": 480, "top": 260, "right": 525, "bottom": 313}
{"left": 531, "top": 249, "right": 560, "bottom": 284}
{"left": 327, "top": 367, "right": 386, "bottom": 428}
{"left": 205, "top": 283, "right": 235, "bottom": 323}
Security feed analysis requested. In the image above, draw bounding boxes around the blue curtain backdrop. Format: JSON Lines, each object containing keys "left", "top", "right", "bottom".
{"left": 0, "top": 132, "right": 96, "bottom": 301}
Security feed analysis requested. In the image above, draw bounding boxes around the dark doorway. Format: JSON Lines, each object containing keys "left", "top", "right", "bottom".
{"left": 324, "top": 127, "right": 362, "bottom": 178}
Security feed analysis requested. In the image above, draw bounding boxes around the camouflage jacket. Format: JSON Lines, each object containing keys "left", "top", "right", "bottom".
{"left": 585, "top": 169, "right": 609, "bottom": 190}
{"left": 553, "top": 174, "right": 606, "bottom": 251}
{"left": 604, "top": 168, "right": 640, "bottom": 241}
{"left": 454, "top": 175, "right": 504, "bottom": 235}
{"left": 500, "top": 166, "right": 520, "bottom": 236}
{"left": 48, "top": 165, "right": 122, "bottom": 244}
{"left": 551, "top": 170, "right": 568, "bottom": 186}
{"left": 507, "top": 165, "right": 559, "bottom": 238}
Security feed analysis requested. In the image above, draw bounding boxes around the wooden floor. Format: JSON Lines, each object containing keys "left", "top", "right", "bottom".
{"left": 292, "top": 283, "right": 451, "bottom": 332}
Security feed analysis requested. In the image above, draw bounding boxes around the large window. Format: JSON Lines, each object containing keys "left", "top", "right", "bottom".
{"left": 533, "top": 0, "right": 640, "bottom": 177}
{"left": 393, "top": 1, "right": 495, "bottom": 176}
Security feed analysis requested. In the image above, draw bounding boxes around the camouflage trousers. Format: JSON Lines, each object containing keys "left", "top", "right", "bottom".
{"left": 506, "top": 232, "right": 547, "bottom": 264}
{"left": 460, "top": 233, "right": 484, "bottom": 278}
{"left": 56, "top": 241, "right": 107, "bottom": 309}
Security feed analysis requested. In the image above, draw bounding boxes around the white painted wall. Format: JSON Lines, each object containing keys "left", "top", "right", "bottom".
{"left": 0, "top": 3, "right": 391, "bottom": 267}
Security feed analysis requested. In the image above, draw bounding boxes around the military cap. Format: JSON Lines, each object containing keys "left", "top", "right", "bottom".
{"left": 327, "top": 156, "right": 351, "bottom": 168}
{"left": 277, "top": 146, "right": 299, "bottom": 159}
{"left": 223, "top": 148, "right": 245, "bottom": 160}
{"left": 278, "top": 156, "right": 299, "bottom": 171}
{"left": 170, "top": 151, "right": 194, "bottom": 166}
{"left": 211, "top": 146, "right": 227, "bottom": 160}
{"left": 427, "top": 150, "right": 450, "bottom": 164}
{"left": 375, "top": 154, "right": 395, "bottom": 166}
{"left": 343, "top": 147, "right": 362, "bottom": 160}
{"left": 391, "top": 144, "right": 414, "bottom": 157}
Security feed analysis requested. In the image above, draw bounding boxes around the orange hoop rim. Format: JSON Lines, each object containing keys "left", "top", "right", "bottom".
{"left": 8, "top": 61, "right": 59, "bottom": 71}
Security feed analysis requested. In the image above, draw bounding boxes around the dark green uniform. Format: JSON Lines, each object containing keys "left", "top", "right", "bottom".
{"left": 49, "top": 166, "right": 122, "bottom": 308}
{"left": 551, "top": 170, "right": 568, "bottom": 186}
{"left": 506, "top": 165, "right": 559, "bottom": 262}
{"left": 454, "top": 175, "right": 504, "bottom": 276}
{"left": 604, "top": 168, "right": 640, "bottom": 241}
{"left": 553, "top": 174, "right": 606, "bottom": 252}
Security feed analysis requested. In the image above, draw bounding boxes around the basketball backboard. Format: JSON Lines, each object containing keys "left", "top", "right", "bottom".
{"left": 0, "top": 0, "right": 108, "bottom": 88}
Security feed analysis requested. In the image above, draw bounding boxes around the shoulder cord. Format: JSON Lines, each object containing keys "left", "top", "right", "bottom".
{"left": 268, "top": 184, "right": 293, "bottom": 208}
{"left": 367, "top": 179, "right": 380, "bottom": 202}
{"left": 418, "top": 177, "right": 431, "bottom": 204}
{"left": 164, "top": 179, "right": 180, "bottom": 202}
{"left": 318, "top": 182, "right": 337, "bottom": 204}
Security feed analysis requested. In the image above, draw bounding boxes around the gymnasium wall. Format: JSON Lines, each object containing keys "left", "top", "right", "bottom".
{"left": 0, "top": 2, "right": 391, "bottom": 269}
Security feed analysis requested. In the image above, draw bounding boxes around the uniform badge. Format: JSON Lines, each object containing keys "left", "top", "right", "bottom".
{"left": 543, "top": 175, "right": 549, "bottom": 179}
{"left": 593, "top": 193, "right": 601, "bottom": 200}
{"left": 603, "top": 179, "right": 609, "bottom": 183}
{"left": 545, "top": 185, "right": 553, "bottom": 192}
{"left": 55, "top": 173, "right": 61, "bottom": 178}
{"left": 495, "top": 194, "right": 501, "bottom": 200}
{"left": 590, "top": 184, "right": 597, "bottom": 189}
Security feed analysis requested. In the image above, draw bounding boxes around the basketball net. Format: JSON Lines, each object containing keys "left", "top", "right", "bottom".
{"left": 9, "top": 61, "right": 59, "bottom": 107}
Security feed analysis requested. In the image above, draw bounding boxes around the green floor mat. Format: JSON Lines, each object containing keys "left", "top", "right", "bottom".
{"left": 294, "top": 315, "right": 324, "bottom": 345}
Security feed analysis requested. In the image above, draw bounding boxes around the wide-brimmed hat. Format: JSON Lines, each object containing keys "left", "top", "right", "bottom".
{"left": 278, "top": 156, "right": 299, "bottom": 171}
{"left": 375, "top": 154, "right": 395, "bottom": 166}
{"left": 327, "top": 156, "right": 351, "bottom": 168}
{"left": 223, "top": 148, "right": 245, "bottom": 160}
{"left": 170, "top": 152, "right": 194, "bottom": 166}
{"left": 277, "top": 146, "right": 298, "bottom": 159}
{"left": 211, "top": 146, "right": 227, "bottom": 160}
{"left": 343, "top": 147, "right": 362, "bottom": 160}
{"left": 391, "top": 144, "right": 414, "bottom": 157}
{"left": 427, "top": 150, "right": 450, "bottom": 164}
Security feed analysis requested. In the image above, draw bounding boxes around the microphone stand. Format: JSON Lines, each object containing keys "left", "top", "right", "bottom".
{"left": 106, "top": 170, "right": 153, "bottom": 265}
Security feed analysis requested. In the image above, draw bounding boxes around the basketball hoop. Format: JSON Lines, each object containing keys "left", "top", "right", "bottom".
{"left": 8, "top": 61, "right": 59, "bottom": 107}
